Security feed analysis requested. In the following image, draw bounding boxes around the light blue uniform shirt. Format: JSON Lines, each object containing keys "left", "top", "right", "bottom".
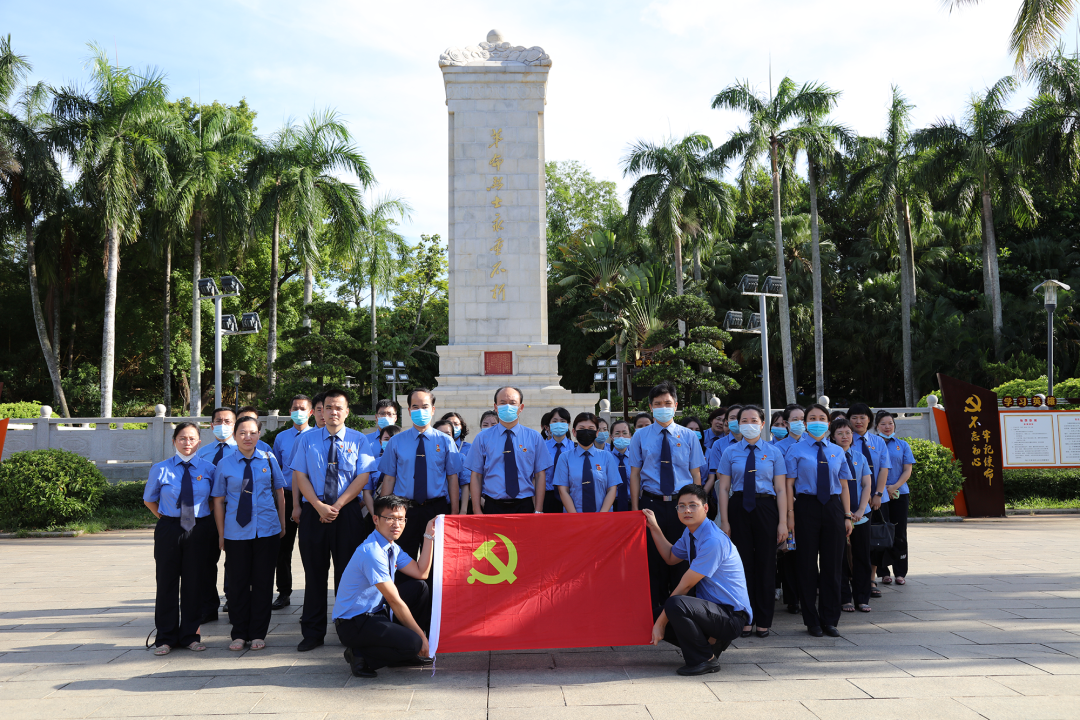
{"left": 272, "top": 425, "right": 311, "bottom": 489}
{"left": 291, "top": 426, "right": 376, "bottom": 503}
{"left": 703, "top": 428, "right": 724, "bottom": 451}
{"left": 465, "top": 423, "right": 551, "bottom": 500}
{"left": 881, "top": 436, "right": 916, "bottom": 495}
{"left": 718, "top": 439, "right": 784, "bottom": 495}
{"left": 197, "top": 439, "right": 236, "bottom": 465}
{"left": 707, "top": 434, "right": 737, "bottom": 470}
{"left": 332, "top": 531, "right": 413, "bottom": 620}
{"left": 843, "top": 447, "right": 873, "bottom": 523}
{"left": 211, "top": 449, "right": 286, "bottom": 540}
{"left": 364, "top": 429, "right": 383, "bottom": 457}
{"left": 378, "top": 426, "right": 461, "bottom": 501}
{"left": 672, "top": 520, "right": 753, "bottom": 622}
{"left": 553, "top": 445, "right": 619, "bottom": 512}
{"left": 785, "top": 435, "right": 855, "bottom": 496}
{"left": 455, "top": 439, "right": 473, "bottom": 486}
{"left": 143, "top": 455, "right": 217, "bottom": 518}
{"left": 545, "top": 437, "right": 573, "bottom": 491}
{"left": 772, "top": 435, "right": 803, "bottom": 457}
{"left": 628, "top": 422, "right": 706, "bottom": 496}
{"left": 854, "top": 431, "right": 893, "bottom": 503}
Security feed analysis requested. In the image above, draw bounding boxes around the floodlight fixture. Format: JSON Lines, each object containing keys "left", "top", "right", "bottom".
{"left": 396, "top": 361, "right": 406, "bottom": 368}
{"left": 221, "top": 314, "right": 238, "bottom": 333}
{"left": 594, "top": 372, "right": 604, "bottom": 381}
{"left": 239, "top": 312, "right": 261, "bottom": 333}
{"left": 219, "top": 275, "right": 244, "bottom": 296}
{"left": 385, "top": 374, "right": 395, "bottom": 382}
{"left": 723, "top": 311, "right": 744, "bottom": 331}
{"left": 762, "top": 276, "right": 784, "bottom": 295}
{"left": 737, "top": 274, "right": 759, "bottom": 294}
{"left": 607, "top": 372, "right": 617, "bottom": 381}
{"left": 198, "top": 278, "right": 218, "bottom": 297}
{"left": 399, "top": 373, "right": 409, "bottom": 382}
{"left": 596, "top": 359, "right": 607, "bottom": 367}
{"left": 383, "top": 361, "right": 393, "bottom": 368}
{"left": 746, "top": 313, "right": 762, "bottom": 332}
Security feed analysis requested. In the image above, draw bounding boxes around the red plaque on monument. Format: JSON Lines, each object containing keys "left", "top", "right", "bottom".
{"left": 484, "top": 352, "right": 513, "bottom": 375}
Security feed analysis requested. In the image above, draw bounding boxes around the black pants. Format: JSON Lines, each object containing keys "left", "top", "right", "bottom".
{"left": 794, "top": 494, "right": 845, "bottom": 629}
{"left": 482, "top": 495, "right": 535, "bottom": 514}
{"left": 542, "top": 489, "right": 564, "bottom": 514}
{"left": 640, "top": 493, "right": 690, "bottom": 615}
{"left": 780, "top": 547, "right": 800, "bottom": 606}
{"left": 224, "top": 534, "right": 280, "bottom": 641}
{"left": 275, "top": 491, "right": 299, "bottom": 597}
{"left": 870, "top": 501, "right": 892, "bottom": 569}
{"left": 298, "top": 499, "right": 364, "bottom": 641}
{"left": 879, "top": 495, "right": 909, "bottom": 578}
{"left": 842, "top": 520, "right": 872, "bottom": 606}
{"left": 201, "top": 524, "right": 222, "bottom": 621}
{"left": 397, "top": 498, "right": 448, "bottom": 565}
{"left": 729, "top": 493, "right": 779, "bottom": 629}
{"left": 336, "top": 577, "right": 431, "bottom": 670}
{"left": 662, "top": 595, "right": 745, "bottom": 666}
{"left": 153, "top": 515, "right": 215, "bottom": 647}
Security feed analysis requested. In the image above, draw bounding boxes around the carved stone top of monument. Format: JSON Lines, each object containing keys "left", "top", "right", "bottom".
{"left": 439, "top": 31, "right": 551, "bottom": 68}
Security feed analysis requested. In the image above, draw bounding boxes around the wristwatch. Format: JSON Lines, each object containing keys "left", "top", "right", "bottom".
{"left": 844, "top": 513, "right": 853, "bottom": 519}
{"left": 872, "top": 492, "right": 883, "bottom": 497}
{"left": 423, "top": 533, "right": 434, "bottom": 540}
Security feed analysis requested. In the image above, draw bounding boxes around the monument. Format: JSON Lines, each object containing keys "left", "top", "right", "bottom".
{"left": 431, "top": 30, "right": 598, "bottom": 428}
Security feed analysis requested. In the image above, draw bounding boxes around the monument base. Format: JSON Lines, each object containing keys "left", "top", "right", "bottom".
{"left": 429, "top": 343, "right": 599, "bottom": 430}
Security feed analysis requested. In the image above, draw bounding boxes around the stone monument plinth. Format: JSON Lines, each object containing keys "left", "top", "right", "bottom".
{"left": 431, "top": 30, "right": 598, "bottom": 429}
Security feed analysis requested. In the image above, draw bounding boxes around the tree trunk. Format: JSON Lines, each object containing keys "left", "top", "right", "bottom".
{"left": 189, "top": 206, "right": 202, "bottom": 416}
{"left": 620, "top": 342, "right": 631, "bottom": 421}
{"left": 371, "top": 284, "right": 379, "bottom": 411}
{"left": 692, "top": 243, "right": 702, "bottom": 283}
{"left": 266, "top": 199, "right": 280, "bottom": 394}
{"left": 808, "top": 158, "right": 824, "bottom": 402}
{"left": 981, "top": 188, "right": 1004, "bottom": 360}
{"left": 100, "top": 224, "right": 120, "bottom": 418}
{"left": 66, "top": 278, "right": 77, "bottom": 375}
{"left": 163, "top": 239, "right": 172, "bottom": 411}
{"left": 27, "top": 221, "right": 71, "bottom": 417}
{"left": 673, "top": 233, "right": 686, "bottom": 338}
{"left": 897, "top": 198, "right": 916, "bottom": 406}
{"left": 301, "top": 259, "right": 313, "bottom": 369}
{"left": 770, "top": 136, "right": 796, "bottom": 403}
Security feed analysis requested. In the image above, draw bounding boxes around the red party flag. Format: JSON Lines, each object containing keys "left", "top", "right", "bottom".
{"left": 430, "top": 512, "right": 652, "bottom": 654}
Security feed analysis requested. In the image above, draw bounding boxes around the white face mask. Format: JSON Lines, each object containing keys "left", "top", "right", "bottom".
{"left": 176, "top": 450, "right": 196, "bottom": 462}
{"left": 739, "top": 423, "right": 762, "bottom": 440}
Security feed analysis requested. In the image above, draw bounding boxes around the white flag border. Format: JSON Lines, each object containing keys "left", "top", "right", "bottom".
{"left": 428, "top": 513, "right": 446, "bottom": 657}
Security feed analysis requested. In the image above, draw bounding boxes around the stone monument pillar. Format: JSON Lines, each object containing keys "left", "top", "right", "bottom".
{"left": 432, "top": 30, "right": 598, "bottom": 429}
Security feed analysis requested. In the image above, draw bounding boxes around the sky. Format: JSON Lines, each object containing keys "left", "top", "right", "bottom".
{"left": 8, "top": 0, "right": 1077, "bottom": 241}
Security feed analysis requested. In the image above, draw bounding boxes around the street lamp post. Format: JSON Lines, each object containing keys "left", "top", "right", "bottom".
{"left": 1034, "top": 279, "right": 1071, "bottom": 397}
{"left": 197, "top": 276, "right": 261, "bottom": 411}
{"left": 593, "top": 359, "right": 618, "bottom": 403}
{"left": 383, "top": 361, "right": 408, "bottom": 404}
{"left": 725, "top": 274, "right": 784, "bottom": 430}
{"left": 230, "top": 370, "right": 247, "bottom": 411}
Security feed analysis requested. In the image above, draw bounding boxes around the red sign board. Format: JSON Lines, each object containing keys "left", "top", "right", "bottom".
{"left": 937, "top": 373, "right": 1006, "bottom": 517}
{"left": 484, "top": 352, "right": 513, "bottom": 375}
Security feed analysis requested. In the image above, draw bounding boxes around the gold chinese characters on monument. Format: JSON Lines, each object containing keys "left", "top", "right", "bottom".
{"left": 488, "top": 127, "right": 507, "bottom": 300}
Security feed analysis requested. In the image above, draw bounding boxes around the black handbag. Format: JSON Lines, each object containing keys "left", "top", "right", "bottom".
{"left": 868, "top": 507, "right": 895, "bottom": 551}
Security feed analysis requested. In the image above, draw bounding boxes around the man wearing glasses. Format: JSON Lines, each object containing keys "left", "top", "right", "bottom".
{"left": 643, "top": 484, "right": 751, "bottom": 676}
{"left": 333, "top": 495, "right": 436, "bottom": 678}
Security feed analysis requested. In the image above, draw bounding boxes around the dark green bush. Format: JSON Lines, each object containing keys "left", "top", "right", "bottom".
{"left": 0, "top": 401, "right": 51, "bottom": 419}
{"left": 1003, "top": 469, "right": 1080, "bottom": 502}
{"left": 0, "top": 449, "right": 108, "bottom": 529}
{"left": 906, "top": 437, "right": 965, "bottom": 516}
{"left": 102, "top": 480, "right": 148, "bottom": 510}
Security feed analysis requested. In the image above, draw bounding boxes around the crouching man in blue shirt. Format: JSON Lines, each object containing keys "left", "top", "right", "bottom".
{"left": 644, "top": 484, "right": 752, "bottom": 676}
{"left": 332, "top": 495, "right": 436, "bottom": 679}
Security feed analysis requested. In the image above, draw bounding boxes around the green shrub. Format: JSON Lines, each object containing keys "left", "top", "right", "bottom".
{"left": 102, "top": 480, "right": 149, "bottom": 510}
{"left": 1003, "top": 469, "right": 1080, "bottom": 502}
{"left": 0, "top": 449, "right": 108, "bottom": 529}
{"left": 0, "top": 401, "right": 52, "bottom": 419}
{"left": 905, "top": 437, "right": 965, "bottom": 516}
{"left": 991, "top": 377, "right": 1080, "bottom": 407}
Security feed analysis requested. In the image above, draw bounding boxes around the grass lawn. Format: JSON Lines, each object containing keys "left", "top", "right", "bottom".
{"left": 0, "top": 507, "right": 155, "bottom": 536}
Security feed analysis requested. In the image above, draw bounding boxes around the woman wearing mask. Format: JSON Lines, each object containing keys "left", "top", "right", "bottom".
{"left": 544, "top": 407, "right": 573, "bottom": 513}
{"left": 440, "top": 412, "right": 471, "bottom": 512}
{"left": 364, "top": 425, "right": 401, "bottom": 521}
{"left": 681, "top": 416, "right": 710, "bottom": 499}
{"left": 144, "top": 422, "right": 218, "bottom": 655}
{"left": 607, "top": 419, "right": 634, "bottom": 511}
{"left": 785, "top": 404, "right": 854, "bottom": 637}
{"left": 875, "top": 411, "right": 915, "bottom": 586}
{"left": 770, "top": 411, "right": 788, "bottom": 443}
{"left": 706, "top": 404, "right": 742, "bottom": 499}
{"left": 716, "top": 405, "right": 788, "bottom": 638}
{"left": 212, "top": 416, "right": 287, "bottom": 651}
{"left": 460, "top": 412, "right": 499, "bottom": 515}
{"left": 633, "top": 413, "right": 654, "bottom": 431}
{"left": 774, "top": 405, "right": 805, "bottom": 456}
{"left": 704, "top": 408, "right": 728, "bottom": 450}
{"left": 554, "top": 413, "right": 619, "bottom": 513}
{"left": 594, "top": 418, "right": 609, "bottom": 453}
{"left": 830, "top": 417, "right": 873, "bottom": 613}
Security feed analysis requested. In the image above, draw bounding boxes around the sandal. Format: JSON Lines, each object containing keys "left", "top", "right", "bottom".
{"left": 229, "top": 639, "right": 247, "bottom": 651}
{"left": 153, "top": 644, "right": 172, "bottom": 656}
{"left": 870, "top": 583, "right": 882, "bottom": 598}
{"left": 856, "top": 604, "right": 872, "bottom": 612}
{"left": 842, "top": 603, "right": 855, "bottom": 613}
{"left": 187, "top": 641, "right": 206, "bottom": 652}
{"left": 250, "top": 639, "right": 266, "bottom": 651}
{"left": 881, "top": 576, "right": 893, "bottom": 585}
{"left": 895, "top": 577, "right": 906, "bottom": 585}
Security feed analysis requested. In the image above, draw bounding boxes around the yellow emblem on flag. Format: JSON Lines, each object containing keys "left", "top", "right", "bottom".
{"left": 467, "top": 533, "right": 518, "bottom": 585}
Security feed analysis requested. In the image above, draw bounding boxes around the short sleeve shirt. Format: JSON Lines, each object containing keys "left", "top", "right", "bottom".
{"left": 785, "top": 436, "right": 854, "bottom": 496}
{"left": 627, "top": 422, "right": 706, "bottom": 495}
{"left": 553, "top": 445, "right": 619, "bottom": 512}
{"left": 332, "top": 531, "right": 414, "bottom": 620}
{"left": 143, "top": 455, "right": 216, "bottom": 518}
{"left": 672, "top": 520, "right": 752, "bottom": 622}
{"left": 718, "top": 439, "right": 783, "bottom": 495}
{"left": 211, "top": 449, "right": 286, "bottom": 540}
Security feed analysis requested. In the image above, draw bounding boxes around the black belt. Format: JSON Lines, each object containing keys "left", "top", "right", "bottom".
{"left": 335, "top": 607, "right": 389, "bottom": 626}
{"left": 796, "top": 493, "right": 840, "bottom": 499}
{"left": 483, "top": 495, "right": 532, "bottom": 506}
{"left": 642, "top": 490, "right": 676, "bottom": 502}
{"left": 411, "top": 497, "right": 450, "bottom": 508}
{"left": 731, "top": 491, "right": 775, "bottom": 499}
{"left": 158, "top": 515, "right": 213, "bottom": 523}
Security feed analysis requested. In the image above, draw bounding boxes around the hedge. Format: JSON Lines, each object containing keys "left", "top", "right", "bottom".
{"left": 102, "top": 480, "right": 150, "bottom": 510}
{"left": 1003, "top": 469, "right": 1080, "bottom": 502}
{"left": 0, "top": 449, "right": 108, "bottom": 529}
{"left": 905, "top": 437, "right": 965, "bottom": 516}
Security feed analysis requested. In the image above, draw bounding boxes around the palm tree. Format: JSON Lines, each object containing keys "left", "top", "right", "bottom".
{"left": 621, "top": 133, "right": 734, "bottom": 319}
{"left": 713, "top": 77, "right": 840, "bottom": 403}
{"left": 848, "top": 87, "right": 927, "bottom": 406}
{"left": 51, "top": 45, "right": 176, "bottom": 417}
{"left": 336, "top": 193, "right": 410, "bottom": 409}
{"left": 171, "top": 105, "right": 255, "bottom": 415}
{"left": 946, "top": 1, "right": 1075, "bottom": 72}
{"left": 1019, "top": 49, "right": 1080, "bottom": 188}
{"left": 0, "top": 39, "right": 72, "bottom": 416}
{"left": 912, "top": 76, "right": 1038, "bottom": 360}
{"left": 246, "top": 109, "right": 373, "bottom": 394}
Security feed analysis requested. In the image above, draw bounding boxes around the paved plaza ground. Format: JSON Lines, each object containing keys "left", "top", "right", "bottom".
{"left": 1, "top": 516, "right": 1079, "bottom": 720}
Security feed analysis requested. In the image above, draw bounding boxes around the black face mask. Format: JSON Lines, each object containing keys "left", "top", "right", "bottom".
{"left": 575, "top": 429, "right": 597, "bottom": 447}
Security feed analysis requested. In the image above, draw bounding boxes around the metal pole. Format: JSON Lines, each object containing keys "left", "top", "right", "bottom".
{"left": 1048, "top": 304, "right": 1055, "bottom": 398}
{"left": 760, "top": 293, "right": 772, "bottom": 433}
{"left": 214, "top": 296, "right": 222, "bottom": 410}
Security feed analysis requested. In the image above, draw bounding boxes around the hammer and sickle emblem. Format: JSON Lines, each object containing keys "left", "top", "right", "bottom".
{"left": 964, "top": 396, "right": 982, "bottom": 413}
{"left": 467, "top": 533, "right": 518, "bottom": 585}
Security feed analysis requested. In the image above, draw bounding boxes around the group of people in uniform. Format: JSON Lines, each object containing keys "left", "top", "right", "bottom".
{"left": 142, "top": 381, "right": 914, "bottom": 678}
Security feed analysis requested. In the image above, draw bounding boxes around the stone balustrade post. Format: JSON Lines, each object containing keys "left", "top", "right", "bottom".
{"left": 36, "top": 405, "right": 52, "bottom": 451}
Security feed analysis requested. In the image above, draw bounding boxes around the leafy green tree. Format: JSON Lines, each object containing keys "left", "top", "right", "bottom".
{"left": 946, "top": 0, "right": 1075, "bottom": 72}
{"left": 274, "top": 300, "right": 361, "bottom": 397}
{"left": 713, "top": 77, "right": 839, "bottom": 403}
{"left": 546, "top": 160, "right": 622, "bottom": 257}
{"left": 50, "top": 44, "right": 177, "bottom": 417}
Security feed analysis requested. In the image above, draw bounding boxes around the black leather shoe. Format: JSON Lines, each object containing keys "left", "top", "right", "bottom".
{"left": 755, "top": 629, "right": 770, "bottom": 638}
{"left": 787, "top": 603, "right": 800, "bottom": 614}
{"left": 297, "top": 637, "right": 324, "bottom": 652}
{"left": 676, "top": 656, "right": 721, "bottom": 676}
{"left": 271, "top": 594, "right": 290, "bottom": 610}
{"left": 823, "top": 625, "right": 841, "bottom": 638}
{"left": 222, "top": 602, "right": 229, "bottom": 613}
{"left": 807, "top": 626, "right": 824, "bottom": 637}
{"left": 740, "top": 629, "right": 752, "bottom": 638}
{"left": 353, "top": 664, "right": 378, "bottom": 678}
{"left": 387, "top": 655, "right": 435, "bottom": 668}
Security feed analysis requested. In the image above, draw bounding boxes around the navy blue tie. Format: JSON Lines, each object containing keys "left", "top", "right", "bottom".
{"left": 816, "top": 441, "right": 831, "bottom": 505}
{"left": 503, "top": 429, "right": 519, "bottom": 498}
{"left": 324, "top": 436, "right": 339, "bottom": 505}
{"left": 213, "top": 443, "right": 226, "bottom": 465}
{"left": 236, "top": 457, "right": 253, "bottom": 527}
{"left": 414, "top": 433, "right": 428, "bottom": 503}
{"left": 860, "top": 436, "right": 875, "bottom": 475}
{"left": 846, "top": 451, "right": 860, "bottom": 513}
{"left": 581, "top": 451, "right": 596, "bottom": 513}
{"left": 178, "top": 461, "right": 195, "bottom": 532}
{"left": 615, "top": 452, "right": 629, "bottom": 511}
{"left": 552, "top": 441, "right": 564, "bottom": 475}
{"left": 743, "top": 445, "right": 757, "bottom": 512}
{"left": 659, "top": 428, "right": 674, "bottom": 496}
